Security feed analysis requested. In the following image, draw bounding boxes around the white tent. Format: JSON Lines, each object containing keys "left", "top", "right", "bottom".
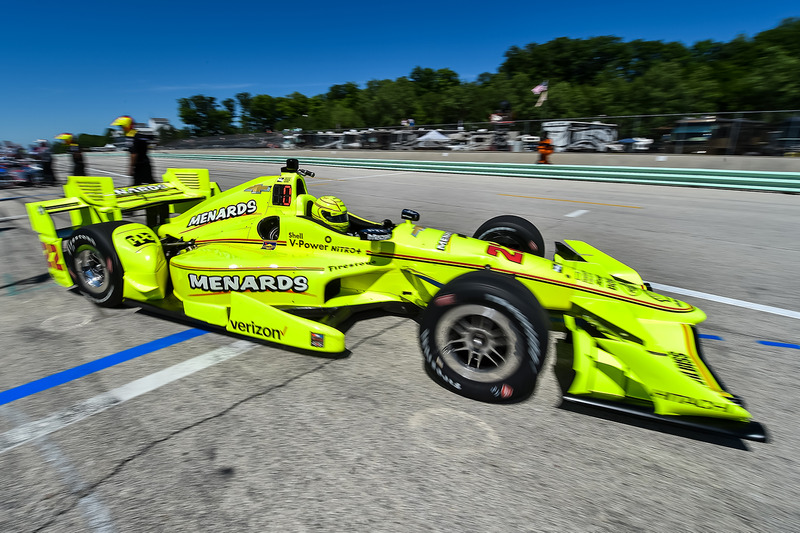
{"left": 415, "top": 130, "right": 450, "bottom": 142}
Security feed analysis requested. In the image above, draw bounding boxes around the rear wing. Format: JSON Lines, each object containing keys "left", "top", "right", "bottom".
{"left": 26, "top": 169, "right": 220, "bottom": 287}
{"left": 27, "top": 168, "right": 220, "bottom": 240}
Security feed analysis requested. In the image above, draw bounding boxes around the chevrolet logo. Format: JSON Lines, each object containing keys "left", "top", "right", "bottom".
{"left": 245, "top": 184, "right": 272, "bottom": 194}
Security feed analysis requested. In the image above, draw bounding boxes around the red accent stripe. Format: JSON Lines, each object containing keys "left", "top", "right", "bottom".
{"left": 367, "top": 251, "right": 693, "bottom": 313}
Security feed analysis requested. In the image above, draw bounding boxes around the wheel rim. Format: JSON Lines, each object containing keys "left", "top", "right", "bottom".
{"left": 74, "top": 247, "right": 109, "bottom": 295}
{"left": 434, "top": 304, "right": 522, "bottom": 382}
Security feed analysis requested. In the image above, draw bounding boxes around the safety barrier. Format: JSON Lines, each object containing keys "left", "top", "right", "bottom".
{"left": 92, "top": 152, "right": 800, "bottom": 193}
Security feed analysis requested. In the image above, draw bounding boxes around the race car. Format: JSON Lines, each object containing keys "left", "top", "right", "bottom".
{"left": 25, "top": 159, "right": 767, "bottom": 442}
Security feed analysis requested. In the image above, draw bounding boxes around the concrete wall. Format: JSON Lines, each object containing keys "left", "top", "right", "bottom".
{"left": 155, "top": 148, "right": 800, "bottom": 173}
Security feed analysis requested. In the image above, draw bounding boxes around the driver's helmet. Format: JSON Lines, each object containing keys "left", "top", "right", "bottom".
{"left": 55, "top": 133, "right": 73, "bottom": 144}
{"left": 311, "top": 196, "right": 349, "bottom": 232}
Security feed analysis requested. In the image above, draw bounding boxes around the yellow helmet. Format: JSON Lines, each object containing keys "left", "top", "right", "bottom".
{"left": 55, "top": 133, "right": 73, "bottom": 144}
{"left": 311, "top": 196, "right": 349, "bottom": 232}
{"left": 111, "top": 115, "right": 134, "bottom": 128}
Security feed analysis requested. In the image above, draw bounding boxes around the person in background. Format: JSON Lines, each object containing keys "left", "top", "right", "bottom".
{"left": 111, "top": 115, "right": 154, "bottom": 184}
{"left": 55, "top": 133, "right": 86, "bottom": 176}
{"left": 537, "top": 136, "right": 553, "bottom": 164}
{"left": 37, "top": 141, "right": 56, "bottom": 185}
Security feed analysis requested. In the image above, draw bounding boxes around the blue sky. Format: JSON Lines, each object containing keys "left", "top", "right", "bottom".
{"left": 2, "top": 0, "right": 796, "bottom": 145}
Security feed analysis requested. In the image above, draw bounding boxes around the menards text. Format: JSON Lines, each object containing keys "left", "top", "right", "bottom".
{"left": 188, "top": 200, "right": 258, "bottom": 227}
{"left": 189, "top": 274, "right": 308, "bottom": 292}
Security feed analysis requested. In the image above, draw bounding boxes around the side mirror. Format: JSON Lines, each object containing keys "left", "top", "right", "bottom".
{"left": 401, "top": 209, "right": 420, "bottom": 221}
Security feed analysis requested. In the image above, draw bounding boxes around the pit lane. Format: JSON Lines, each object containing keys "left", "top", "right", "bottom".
{"left": 1, "top": 153, "right": 798, "bottom": 532}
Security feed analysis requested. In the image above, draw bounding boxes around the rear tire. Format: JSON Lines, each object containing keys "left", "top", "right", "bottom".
{"left": 473, "top": 215, "right": 545, "bottom": 257}
{"left": 419, "top": 271, "right": 549, "bottom": 402}
{"left": 65, "top": 222, "right": 128, "bottom": 307}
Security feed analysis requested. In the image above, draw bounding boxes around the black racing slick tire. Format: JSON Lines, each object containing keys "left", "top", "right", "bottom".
{"left": 65, "top": 221, "right": 129, "bottom": 307}
{"left": 419, "top": 271, "right": 549, "bottom": 403}
{"left": 473, "top": 215, "right": 545, "bottom": 258}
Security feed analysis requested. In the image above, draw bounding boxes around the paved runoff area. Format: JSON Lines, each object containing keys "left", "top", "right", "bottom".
{"left": 1, "top": 152, "right": 799, "bottom": 532}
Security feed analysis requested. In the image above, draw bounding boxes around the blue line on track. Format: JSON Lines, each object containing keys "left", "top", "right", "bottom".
{"left": 0, "top": 328, "right": 208, "bottom": 406}
{"left": 757, "top": 340, "right": 800, "bottom": 350}
{"left": 699, "top": 334, "right": 724, "bottom": 340}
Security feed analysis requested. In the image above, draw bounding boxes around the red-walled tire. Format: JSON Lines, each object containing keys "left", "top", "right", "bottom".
{"left": 419, "top": 270, "right": 549, "bottom": 403}
{"left": 473, "top": 215, "right": 545, "bottom": 257}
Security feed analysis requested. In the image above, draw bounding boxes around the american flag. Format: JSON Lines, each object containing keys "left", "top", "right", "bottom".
{"left": 531, "top": 80, "right": 548, "bottom": 95}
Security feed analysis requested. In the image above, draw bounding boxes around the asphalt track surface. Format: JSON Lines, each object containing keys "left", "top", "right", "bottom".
{"left": 1, "top": 153, "right": 798, "bottom": 532}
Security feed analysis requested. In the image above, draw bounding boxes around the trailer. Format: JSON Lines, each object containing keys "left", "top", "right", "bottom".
{"left": 542, "top": 121, "right": 618, "bottom": 152}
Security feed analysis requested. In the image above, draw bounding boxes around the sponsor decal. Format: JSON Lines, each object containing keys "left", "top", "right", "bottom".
{"left": 125, "top": 232, "right": 156, "bottom": 247}
{"left": 420, "top": 329, "right": 462, "bottom": 390}
{"left": 411, "top": 225, "right": 426, "bottom": 237}
{"left": 552, "top": 264, "right": 563, "bottom": 273}
{"left": 189, "top": 273, "right": 308, "bottom": 293}
{"left": 436, "top": 232, "right": 453, "bottom": 251}
{"left": 114, "top": 184, "right": 170, "bottom": 196}
{"left": 433, "top": 293, "right": 457, "bottom": 306}
{"left": 486, "top": 294, "right": 541, "bottom": 369}
{"left": 491, "top": 384, "right": 514, "bottom": 399}
{"left": 245, "top": 184, "right": 271, "bottom": 194}
{"left": 289, "top": 237, "right": 362, "bottom": 254}
{"left": 311, "top": 333, "right": 325, "bottom": 348}
{"left": 42, "top": 243, "right": 64, "bottom": 271}
{"left": 188, "top": 200, "right": 258, "bottom": 227}
{"left": 487, "top": 244, "right": 523, "bottom": 264}
{"left": 330, "top": 245, "right": 361, "bottom": 254}
{"left": 66, "top": 234, "right": 96, "bottom": 253}
{"left": 114, "top": 183, "right": 170, "bottom": 196}
{"left": 229, "top": 319, "right": 286, "bottom": 340}
{"left": 669, "top": 352, "right": 705, "bottom": 384}
{"left": 261, "top": 241, "right": 286, "bottom": 250}
{"left": 327, "top": 260, "right": 375, "bottom": 271}
{"left": 571, "top": 268, "right": 690, "bottom": 308}
{"left": 651, "top": 390, "right": 729, "bottom": 412}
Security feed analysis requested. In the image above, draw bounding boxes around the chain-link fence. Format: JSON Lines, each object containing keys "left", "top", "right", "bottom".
{"left": 159, "top": 110, "right": 800, "bottom": 156}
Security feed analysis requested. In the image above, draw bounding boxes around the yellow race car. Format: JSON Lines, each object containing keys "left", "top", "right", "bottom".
{"left": 26, "top": 159, "right": 767, "bottom": 441}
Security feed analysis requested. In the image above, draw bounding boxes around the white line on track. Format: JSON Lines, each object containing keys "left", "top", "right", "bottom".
{"left": 334, "top": 171, "right": 409, "bottom": 180}
{"left": 565, "top": 209, "right": 589, "bottom": 218}
{"left": 86, "top": 167, "right": 129, "bottom": 178}
{"left": 650, "top": 282, "right": 800, "bottom": 320}
{"left": 0, "top": 340, "right": 255, "bottom": 455}
{"left": 0, "top": 215, "right": 28, "bottom": 222}
{"left": 1, "top": 406, "right": 117, "bottom": 532}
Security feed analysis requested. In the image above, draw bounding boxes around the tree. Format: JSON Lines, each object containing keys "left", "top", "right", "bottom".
{"left": 171, "top": 20, "right": 800, "bottom": 135}
{"left": 177, "top": 95, "right": 235, "bottom": 136}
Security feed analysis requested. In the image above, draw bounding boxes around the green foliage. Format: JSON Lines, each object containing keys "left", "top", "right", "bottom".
{"left": 178, "top": 95, "right": 236, "bottom": 136}
{"left": 174, "top": 19, "right": 800, "bottom": 135}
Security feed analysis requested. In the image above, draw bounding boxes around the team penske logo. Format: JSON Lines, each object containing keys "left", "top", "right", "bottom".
{"left": 189, "top": 273, "right": 308, "bottom": 293}
{"left": 188, "top": 200, "right": 258, "bottom": 227}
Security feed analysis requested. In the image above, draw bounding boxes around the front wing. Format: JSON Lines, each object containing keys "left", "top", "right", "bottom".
{"left": 557, "top": 314, "right": 767, "bottom": 442}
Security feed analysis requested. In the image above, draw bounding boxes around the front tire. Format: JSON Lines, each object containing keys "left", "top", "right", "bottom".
{"left": 473, "top": 215, "right": 545, "bottom": 257}
{"left": 419, "top": 271, "right": 549, "bottom": 403}
{"left": 65, "top": 222, "right": 128, "bottom": 307}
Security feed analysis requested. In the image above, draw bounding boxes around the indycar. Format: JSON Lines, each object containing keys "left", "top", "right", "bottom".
{"left": 25, "top": 159, "right": 767, "bottom": 442}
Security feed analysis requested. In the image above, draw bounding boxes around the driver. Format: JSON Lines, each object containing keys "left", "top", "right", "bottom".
{"left": 311, "top": 196, "right": 350, "bottom": 233}
{"left": 311, "top": 195, "right": 393, "bottom": 236}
